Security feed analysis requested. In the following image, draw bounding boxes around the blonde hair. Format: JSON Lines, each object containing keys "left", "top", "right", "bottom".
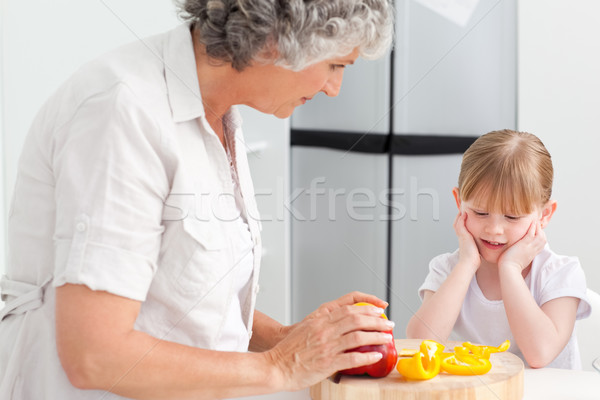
{"left": 458, "top": 129, "right": 553, "bottom": 215}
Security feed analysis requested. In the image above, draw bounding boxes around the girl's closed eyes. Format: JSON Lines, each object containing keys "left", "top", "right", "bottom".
{"left": 470, "top": 208, "right": 524, "bottom": 221}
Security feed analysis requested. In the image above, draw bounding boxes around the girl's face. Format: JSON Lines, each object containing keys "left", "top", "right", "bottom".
{"left": 460, "top": 198, "right": 542, "bottom": 265}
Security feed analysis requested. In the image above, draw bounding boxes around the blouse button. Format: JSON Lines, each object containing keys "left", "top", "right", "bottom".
{"left": 76, "top": 222, "right": 87, "bottom": 232}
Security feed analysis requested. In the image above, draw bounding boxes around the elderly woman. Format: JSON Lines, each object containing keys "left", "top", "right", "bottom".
{"left": 0, "top": 0, "right": 394, "bottom": 399}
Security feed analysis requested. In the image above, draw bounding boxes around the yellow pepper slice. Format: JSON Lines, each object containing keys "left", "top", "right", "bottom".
{"left": 353, "top": 302, "right": 389, "bottom": 319}
{"left": 396, "top": 340, "right": 445, "bottom": 380}
{"left": 441, "top": 346, "right": 492, "bottom": 375}
{"left": 398, "top": 348, "right": 419, "bottom": 357}
{"left": 462, "top": 340, "right": 510, "bottom": 359}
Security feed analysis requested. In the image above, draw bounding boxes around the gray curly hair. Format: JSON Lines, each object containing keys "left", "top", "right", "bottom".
{"left": 177, "top": 0, "right": 394, "bottom": 71}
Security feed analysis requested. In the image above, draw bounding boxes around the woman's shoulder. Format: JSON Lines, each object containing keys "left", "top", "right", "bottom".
{"left": 74, "top": 43, "right": 167, "bottom": 103}
{"left": 57, "top": 27, "right": 181, "bottom": 115}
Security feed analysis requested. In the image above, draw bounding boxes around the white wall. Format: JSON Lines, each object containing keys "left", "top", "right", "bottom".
{"left": 518, "top": 0, "right": 600, "bottom": 293}
{"left": 1, "top": 0, "right": 180, "bottom": 215}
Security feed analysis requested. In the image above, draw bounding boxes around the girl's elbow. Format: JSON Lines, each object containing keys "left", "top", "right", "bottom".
{"left": 405, "top": 318, "right": 419, "bottom": 338}
{"left": 405, "top": 324, "right": 420, "bottom": 339}
{"left": 405, "top": 318, "right": 438, "bottom": 340}
{"left": 523, "top": 349, "right": 556, "bottom": 369}
{"left": 526, "top": 358, "right": 550, "bottom": 369}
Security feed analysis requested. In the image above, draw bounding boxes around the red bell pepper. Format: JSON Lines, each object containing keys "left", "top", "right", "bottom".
{"left": 339, "top": 303, "right": 398, "bottom": 378}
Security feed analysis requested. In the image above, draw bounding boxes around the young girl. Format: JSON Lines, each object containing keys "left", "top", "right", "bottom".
{"left": 406, "top": 129, "right": 591, "bottom": 369}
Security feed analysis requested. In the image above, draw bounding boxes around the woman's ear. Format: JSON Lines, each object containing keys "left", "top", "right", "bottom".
{"left": 452, "top": 187, "right": 461, "bottom": 210}
{"left": 540, "top": 200, "right": 557, "bottom": 228}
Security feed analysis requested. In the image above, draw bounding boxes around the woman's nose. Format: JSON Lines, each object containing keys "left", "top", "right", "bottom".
{"left": 322, "top": 72, "right": 344, "bottom": 97}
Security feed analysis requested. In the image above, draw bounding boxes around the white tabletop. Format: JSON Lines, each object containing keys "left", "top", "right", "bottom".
{"left": 523, "top": 368, "right": 600, "bottom": 400}
{"left": 239, "top": 368, "right": 600, "bottom": 400}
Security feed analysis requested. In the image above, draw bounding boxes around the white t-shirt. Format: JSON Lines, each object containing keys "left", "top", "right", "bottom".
{"left": 418, "top": 245, "right": 591, "bottom": 369}
{"left": 0, "top": 23, "right": 262, "bottom": 399}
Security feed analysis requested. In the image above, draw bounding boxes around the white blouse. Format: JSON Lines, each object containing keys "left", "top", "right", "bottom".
{"left": 0, "top": 23, "right": 262, "bottom": 399}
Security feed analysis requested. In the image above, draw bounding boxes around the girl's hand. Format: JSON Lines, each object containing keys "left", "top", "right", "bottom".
{"left": 498, "top": 220, "right": 546, "bottom": 273}
{"left": 453, "top": 211, "right": 481, "bottom": 270}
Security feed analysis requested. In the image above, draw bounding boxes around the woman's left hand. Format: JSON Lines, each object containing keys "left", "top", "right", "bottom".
{"left": 498, "top": 220, "right": 546, "bottom": 273}
{"left": 264, "top": 292, "right": 393, "bottom": 391}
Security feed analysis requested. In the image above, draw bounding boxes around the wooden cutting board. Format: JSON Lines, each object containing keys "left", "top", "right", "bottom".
{"left": 310, "top": 339, "right": 524, "bottom": 400}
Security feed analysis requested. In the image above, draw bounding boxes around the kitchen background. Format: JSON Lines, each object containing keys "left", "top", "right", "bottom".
{"left": 1, "top": 0, "right": 599, "bottom": 336}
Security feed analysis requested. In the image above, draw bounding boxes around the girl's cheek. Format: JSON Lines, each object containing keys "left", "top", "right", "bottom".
{"left": 464, "top": 217, "right": 475, "bottom": 234}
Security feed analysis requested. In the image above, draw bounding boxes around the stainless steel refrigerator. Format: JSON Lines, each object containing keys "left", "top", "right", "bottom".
{"left": 289, "top": 0, "right": 517, "bottom": 334}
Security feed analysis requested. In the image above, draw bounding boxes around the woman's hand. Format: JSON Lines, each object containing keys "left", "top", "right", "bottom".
{"left": 453, "top": 211, "right": 481, "bottom": 270}
{"left": 499, "top": 220, "right": 546, "bottom": 273}
{"left": 265, "top": 292, "right": 394, "bottom": 391}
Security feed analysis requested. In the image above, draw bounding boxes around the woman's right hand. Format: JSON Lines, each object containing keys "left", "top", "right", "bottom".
{"left": 453, "top": 211, "right": 481, "bottom": 270}
{"left": 265, "top": 292, "right": 394, "bottom": 391}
